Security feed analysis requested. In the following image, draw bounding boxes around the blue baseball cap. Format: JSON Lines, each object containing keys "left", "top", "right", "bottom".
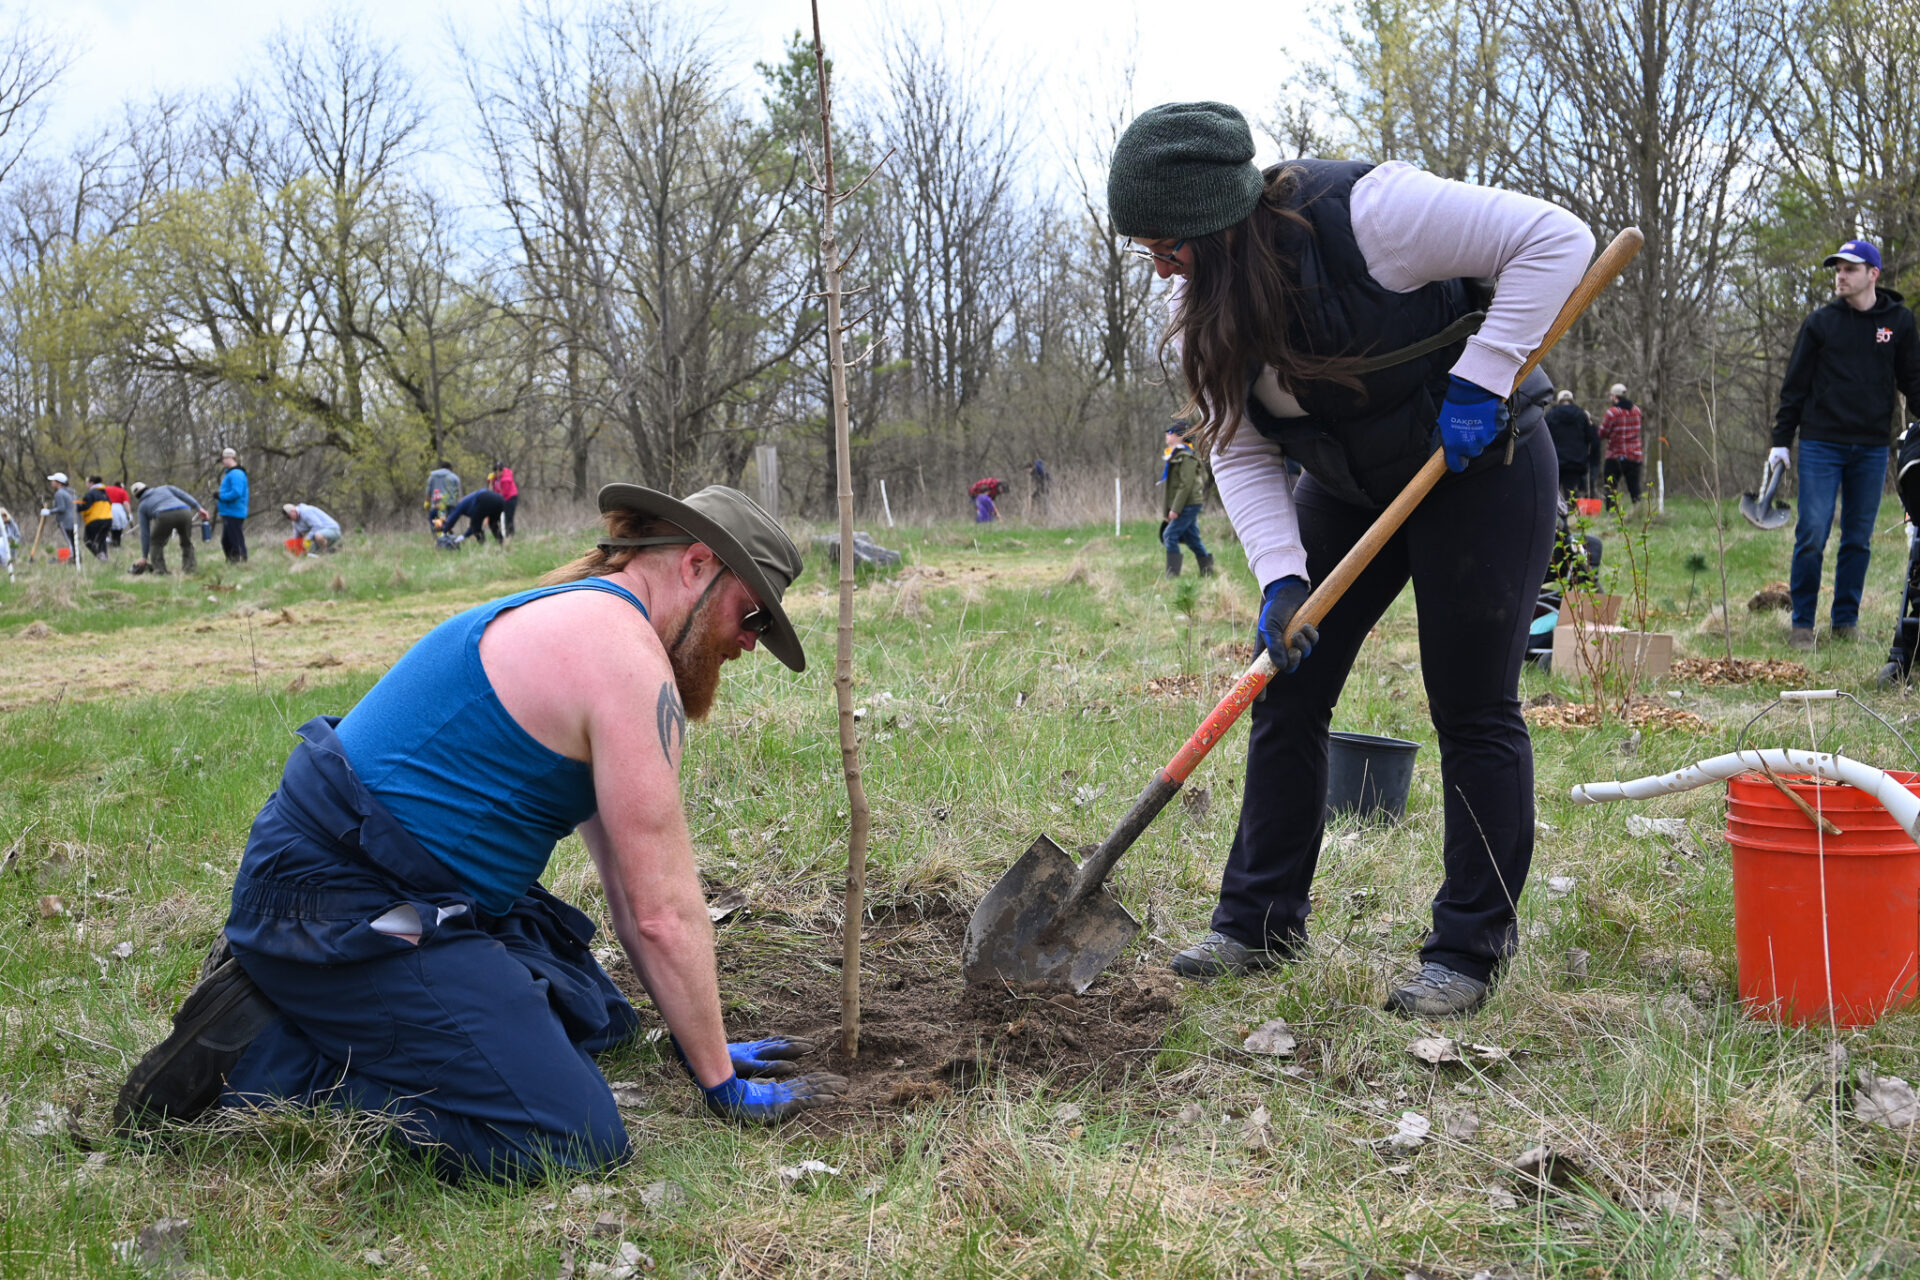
{"left": 1824, "top": 239, "right": 1882, "bottom": 270}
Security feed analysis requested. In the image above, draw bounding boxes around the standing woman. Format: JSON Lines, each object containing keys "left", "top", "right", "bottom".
{"left": 493, "top": 461, "right": 520, "bottom": 539}
{"left": 218, "top": 448, "right": 250, "bottom": 563}
{"left": 1110, "top": 103, "right": 1592, "bottom": 1016}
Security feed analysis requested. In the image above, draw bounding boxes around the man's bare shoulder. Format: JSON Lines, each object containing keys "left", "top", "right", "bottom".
{"left": 487, "top": 582, "right": 665, "bottom": 673}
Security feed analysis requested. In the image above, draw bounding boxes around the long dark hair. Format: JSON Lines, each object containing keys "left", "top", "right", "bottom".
{"left": 1163, "top": 165, "right": 1363, "bottom": 454}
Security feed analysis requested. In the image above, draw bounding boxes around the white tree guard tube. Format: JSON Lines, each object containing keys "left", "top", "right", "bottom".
{"left": 1571, "top": 748, "right": 1920, "bottom": 844}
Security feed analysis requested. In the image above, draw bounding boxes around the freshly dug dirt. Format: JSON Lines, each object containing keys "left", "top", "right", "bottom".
{"left": 678, "top": 907, "right": 1181, "bottom": 1128}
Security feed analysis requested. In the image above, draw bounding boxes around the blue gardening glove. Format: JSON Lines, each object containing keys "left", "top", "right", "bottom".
{"left": 701, "top": 1071, "right": 848, "bottom": 1123}
{"left": 1435, "top": 375, "right": 1508, "bottom": 473}
{"left": 1257, "top": 576, "right": 1318, "bottom": 675}
{"left": 673, "top": 1033, "right": 818, "bottom": 1081}
{"left": 728, "top": 1036, "right": 815, "bottom": 1079}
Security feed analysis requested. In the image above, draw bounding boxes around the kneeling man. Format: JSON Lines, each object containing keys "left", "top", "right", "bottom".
{"left": 118, "top": 485, "right": 843, "bottom": 1179}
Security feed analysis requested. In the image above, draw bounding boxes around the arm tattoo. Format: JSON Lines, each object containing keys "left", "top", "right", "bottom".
{"left": 656, "top": 681, "right": 687, "bottom": 763}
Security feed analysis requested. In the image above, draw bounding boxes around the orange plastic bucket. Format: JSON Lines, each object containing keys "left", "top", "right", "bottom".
{"left": 1726, "top": 771, "right": 1920, "bottom": 1025}
{"left": 284, "top": 537, "right": 307, "bottom": 557}
{"left": 1575, "top": 497, "right": 1602, "bottom": 516}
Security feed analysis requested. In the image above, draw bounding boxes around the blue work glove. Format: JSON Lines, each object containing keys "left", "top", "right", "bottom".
{"left": 701, "top": 1071, "right": 848, "bottom": 1123}
{"left": 673, "top": 1033, "right": 818, "bottom": 1080}
{"left": 1435, "top": 375, "right": 1508, "bottom": 473}
{"left": 728, "top": 1036, "right": 815, "bottom": 1079}
{"left": 1258, "top": 576, "right": 1318, "bottom": 675}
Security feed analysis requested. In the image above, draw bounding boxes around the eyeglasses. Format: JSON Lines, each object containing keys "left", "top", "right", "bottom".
{"left": 1125, "top": 239, "right": 1186, "bottom": 265}
{"left": 741, "top": 607, "right": 772, "bottom": 635}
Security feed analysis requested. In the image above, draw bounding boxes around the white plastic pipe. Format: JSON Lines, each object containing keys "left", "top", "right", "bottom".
{"left": 879, "top": 479, "right": 893, "bottom": 528}
{"left": 1114, "top": 476, "right": 1122, "bottom": 536}
{"left": 1571, "top": 747, "right": 1920, "bottom": 843}
{"left": 1657, "top": 460, "right": 1665, "bottom": 514}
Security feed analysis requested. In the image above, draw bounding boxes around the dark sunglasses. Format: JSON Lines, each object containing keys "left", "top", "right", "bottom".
{"left": 741, "top": 607, "right": 772, "bottom": 635}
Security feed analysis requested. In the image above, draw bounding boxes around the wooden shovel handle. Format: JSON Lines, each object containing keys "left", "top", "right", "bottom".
{"left": 1068, "top": 227, "right": 1644, "bottom": 907}
{"left": 1164, "top": 225, "right": 1646, "bottom": 787}
{"left": 1285, "top": 225, "right": 1646, "bottom": 643}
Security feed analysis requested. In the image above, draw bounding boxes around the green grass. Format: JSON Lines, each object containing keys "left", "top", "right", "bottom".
{"left": 3, "top": 496, "right": 1920, "bottom": 1277}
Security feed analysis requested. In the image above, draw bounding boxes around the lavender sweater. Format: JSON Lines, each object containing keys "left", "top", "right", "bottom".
{"left": 1182, "top": 162, "right": 1593, "bottom": 587}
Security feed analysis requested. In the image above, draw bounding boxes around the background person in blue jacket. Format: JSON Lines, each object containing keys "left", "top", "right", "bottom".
{"left": 1770, "top": 239, "right": 1920, "bottom": 650}
{"left": 217, "top": 448, "right": 249, "bottom": 563}
{"left": 116, "top": 484, "right": 845, "bottom": 1181}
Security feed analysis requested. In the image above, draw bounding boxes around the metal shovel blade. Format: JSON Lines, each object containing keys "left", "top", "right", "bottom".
{"left": 1740, "top": 459, "right": 1793, "bottom": 530}
{"left": 961, "top": 835, "right": 1140, "bottom": 993}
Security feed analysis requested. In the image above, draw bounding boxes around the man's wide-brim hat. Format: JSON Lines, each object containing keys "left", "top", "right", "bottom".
{"left": 597, "top": 483, "right": 807, "bottom": 672}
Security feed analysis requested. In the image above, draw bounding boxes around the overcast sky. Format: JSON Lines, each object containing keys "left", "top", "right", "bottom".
{"left": 52, "top": 0, "right": 1329, "bottom": 182}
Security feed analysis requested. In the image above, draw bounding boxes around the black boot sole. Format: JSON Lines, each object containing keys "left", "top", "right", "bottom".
{"left": 115, "top": 956, "right": 278, "bottom": 1130}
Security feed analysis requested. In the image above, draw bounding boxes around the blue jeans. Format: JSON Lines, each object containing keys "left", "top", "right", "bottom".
{"left": 1790, "top": 440, "right": 1887, "bottom": 629}
{"left": 1163, "top": 505, "right": 1208, "bottom": 559}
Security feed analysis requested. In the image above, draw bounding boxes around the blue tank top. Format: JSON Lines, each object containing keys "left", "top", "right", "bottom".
{"left": 335, "top": 578, "right": 650, "bottom": 914}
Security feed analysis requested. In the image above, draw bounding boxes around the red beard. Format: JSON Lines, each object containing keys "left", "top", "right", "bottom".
{"left": 668, "top": 590, "right": 740, "bottom": 721}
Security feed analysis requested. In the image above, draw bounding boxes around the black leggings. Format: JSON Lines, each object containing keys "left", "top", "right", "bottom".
{"left": 1212, "top": 425, "right": 1557, "bottom": 982}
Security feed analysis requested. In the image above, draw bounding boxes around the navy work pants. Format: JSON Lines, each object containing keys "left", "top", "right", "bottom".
{"left": 219, "top": 720, "right": 640, "bottom": 1183}
{"left": 1212, "top": 425, "right": 1556, "bottom": 982}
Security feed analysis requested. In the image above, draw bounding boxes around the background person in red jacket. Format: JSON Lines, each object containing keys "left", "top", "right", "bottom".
{"left": 1771, "top": 238, "right": 1920, "bottom": 650}
{"left": 1599, "top": 383, "right": 1643, "bottom": 510}
{"left": 491, "top": 462, "right": 520, "bottom": 538}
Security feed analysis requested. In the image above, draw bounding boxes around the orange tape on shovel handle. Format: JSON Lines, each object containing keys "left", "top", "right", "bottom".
{"left": 1164, "top": 652, "right": 1277, "bottom": 785}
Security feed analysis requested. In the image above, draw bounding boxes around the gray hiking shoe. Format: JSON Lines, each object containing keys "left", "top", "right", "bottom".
{"left": 1169, "top": 931, "right": 1293, "bottom": 981}
{"left": 1832, "top": 625, "right": 1858, "bottom": 642}
{"left": 115, "top": 945, "right": 279, "bottom": 1130}
{"left": 1787, "top": 627, "right": 1815, "bottom": 650}
{"left": 1384, "top": 961, "right": 1490, "bottom": 1018}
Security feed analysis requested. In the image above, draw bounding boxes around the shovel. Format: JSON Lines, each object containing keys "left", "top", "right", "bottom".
{"left": 962, "top": 227, "right": 1646, "bottom": 992}
{"left": 1739, "top": 458, "right": 1793, "bottom": 530}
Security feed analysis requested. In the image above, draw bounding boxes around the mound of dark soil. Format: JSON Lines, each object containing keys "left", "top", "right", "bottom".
{"left": 675, "top": 908, "right": 1180, "bottom": 1127}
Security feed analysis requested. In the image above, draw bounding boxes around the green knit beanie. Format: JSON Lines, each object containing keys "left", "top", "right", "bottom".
{"left": 1107, "top": 102, "right": 1264, "bottom": 240}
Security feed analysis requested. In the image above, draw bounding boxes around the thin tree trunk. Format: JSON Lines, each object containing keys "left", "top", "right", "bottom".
{"left": 813, "top": 1, "right": 869, "bottom": 1060}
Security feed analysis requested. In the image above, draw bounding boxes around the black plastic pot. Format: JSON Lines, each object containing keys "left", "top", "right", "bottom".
{"left": 1326, "top": 731, "right": 1420, "bottom": 824}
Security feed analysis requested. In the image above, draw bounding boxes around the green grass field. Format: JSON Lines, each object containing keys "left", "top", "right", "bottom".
{"left": 3, "top": 497, "right": 1919, "bottom": 1278}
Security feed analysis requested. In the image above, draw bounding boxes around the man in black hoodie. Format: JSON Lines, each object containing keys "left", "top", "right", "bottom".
{"left": 1545, "top": 388, "right": 1600, "bottom": 501}
{"left": 1773, "top": 239, "right": 1920, "bottom": 650}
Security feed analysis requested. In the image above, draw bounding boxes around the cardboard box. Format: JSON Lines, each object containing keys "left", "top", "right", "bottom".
{"left": 1551, "top": 622, "right": 1674, "bottom": 680}
{"left": 1557, "top": 592, "right": 1623, "bottom": 628}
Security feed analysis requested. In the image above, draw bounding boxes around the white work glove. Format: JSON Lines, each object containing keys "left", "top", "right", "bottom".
{"left": 39, "top": 508, "right": 49, "bottom": 516}
{"left": 1768, "top": 446, "right": 1792, "bottom": 471}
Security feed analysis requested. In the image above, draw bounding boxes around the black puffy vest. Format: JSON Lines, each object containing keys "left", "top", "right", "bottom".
{"left": 1241, "top": 159, "right": 1506, "bottom": 510}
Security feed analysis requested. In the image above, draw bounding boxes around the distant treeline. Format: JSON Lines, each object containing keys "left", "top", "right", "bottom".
{"left": 0, "top": 0, "right": 1911, "bottom": 522}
